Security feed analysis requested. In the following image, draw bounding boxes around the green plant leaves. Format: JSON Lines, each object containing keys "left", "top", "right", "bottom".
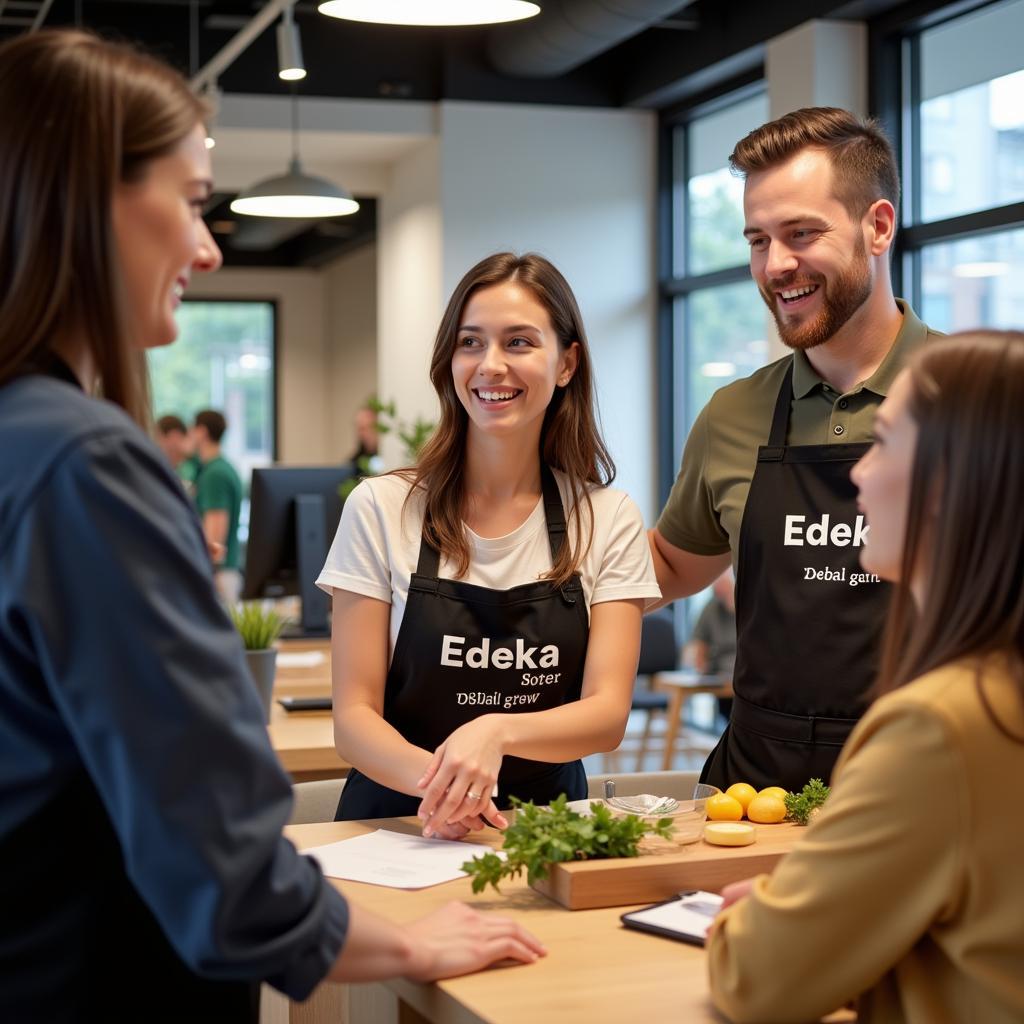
{"left": 229, "top": 602, "right": 285, "bottom": 650}
{"left": 461, "top": 795, "right": 674, "bottom": 894}
{"left": 784, "top": 778, "right": 831, "bottom": 826}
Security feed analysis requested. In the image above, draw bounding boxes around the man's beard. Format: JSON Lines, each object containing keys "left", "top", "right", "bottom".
{"left": 760, "top": 236, "right": 872, "bottom": 351}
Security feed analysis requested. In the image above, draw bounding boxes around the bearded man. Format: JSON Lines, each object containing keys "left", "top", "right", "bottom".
{"left": 649, "top": 107, "right": 940, "bottom": 792}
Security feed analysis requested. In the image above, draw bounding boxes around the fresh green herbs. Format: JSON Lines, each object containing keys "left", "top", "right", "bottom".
{"left": 461, "top": 795, "right": 674, "bottom": 894}
{"left": 784, "top": 778, "right": 831, "bottom": 825}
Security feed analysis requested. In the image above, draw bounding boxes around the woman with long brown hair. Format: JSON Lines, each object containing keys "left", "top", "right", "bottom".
{"left": 319, "top": 253, "right": 660, "bottom": 830}
{"left": 0, "top": 30, "right": 541, "bottom": 1022}
{"left": 706, "top": 331, "right": 1024, "bottom": 1023}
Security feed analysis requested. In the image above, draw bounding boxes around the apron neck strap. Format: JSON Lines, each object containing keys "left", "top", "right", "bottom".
{"left": 768, "top": 360, "right": 795, "bottom": 448}
{"left": 540, "top": 465, "right": 568, "bottom": 563}
{"left": 415, "top": 465, "right": 569, "bottom": 579}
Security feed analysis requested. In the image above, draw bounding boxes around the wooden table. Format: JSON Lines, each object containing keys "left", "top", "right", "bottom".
{"left": 652, "top": 671, "right": 732, "bottom": 771}
{"left": 268, "top": 639, "right": 350, "bottom": 783}
{"left": 263, "top": 817, "right": 853, "bottom": 1024}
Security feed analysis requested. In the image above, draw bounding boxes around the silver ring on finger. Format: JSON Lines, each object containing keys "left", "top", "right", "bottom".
{"left": 467, "top": 790, "right": 482, "bottom": 801}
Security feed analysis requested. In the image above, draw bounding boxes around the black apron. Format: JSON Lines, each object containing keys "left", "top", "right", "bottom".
{"left": 700, "top": 364, "right": 891, "bottom": 793}
{"left": 338, "top": 467, "right": 589, "bottom": 819}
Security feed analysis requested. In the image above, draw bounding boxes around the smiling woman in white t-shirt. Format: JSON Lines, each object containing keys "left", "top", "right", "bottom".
{"left": 317, "top": 252, "right": 660, "bottom": 837}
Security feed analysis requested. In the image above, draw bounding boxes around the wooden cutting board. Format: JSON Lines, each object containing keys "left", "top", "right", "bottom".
{"left": 530, "top": 821, "right": 805, "bottom": 910}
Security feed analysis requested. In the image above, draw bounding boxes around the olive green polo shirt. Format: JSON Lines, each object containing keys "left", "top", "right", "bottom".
{"left": 657, "top": 301, "right": 939, "bottom": 562}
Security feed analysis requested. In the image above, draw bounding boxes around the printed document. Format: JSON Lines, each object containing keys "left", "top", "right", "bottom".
{"left": 304, "top": 829, "right": 501, "bottom": 889}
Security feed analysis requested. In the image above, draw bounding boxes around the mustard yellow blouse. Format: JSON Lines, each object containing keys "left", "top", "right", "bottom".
{"left": 707, "top": 655, "right": 1024, "bottom": 1023}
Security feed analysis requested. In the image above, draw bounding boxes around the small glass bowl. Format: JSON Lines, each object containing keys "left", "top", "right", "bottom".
{"left": 667, "top": 783, "right": 720, "bottom": 844}
{"left": 603, "top": 784, "right": 720, "bottom": 845}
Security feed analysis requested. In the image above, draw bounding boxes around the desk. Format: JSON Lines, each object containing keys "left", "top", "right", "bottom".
{"left": 651, "top": 671, "right": 732, "bottom": 771}
{"left": 267, "top": 818, "right": 852, "bottom": 1024}
{"left": 268, "top": 639, "right": 349, "bottom": 783}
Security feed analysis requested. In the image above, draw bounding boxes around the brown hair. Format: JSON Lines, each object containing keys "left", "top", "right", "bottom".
{"left": 730, "top": 107, "right": 900, "bottom": 220}
{"left": 409, "top": 252, "right": 615, "bottom": 586}
{"left": 0, "top": 29, "right": 207, "bottom": 425}
{"left": 194, "top": 409, "right": 227, "bottom": 443}
{"left": 877, "top": 331, "right": 1024, "bottom": 739}
{"left": 156, "top": 414, "right": 188, "bottom": 435}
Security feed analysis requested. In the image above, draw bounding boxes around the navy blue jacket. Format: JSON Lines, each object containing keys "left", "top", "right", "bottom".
{"left": 0, "top": 367, "right": 348, "bottom": 1021}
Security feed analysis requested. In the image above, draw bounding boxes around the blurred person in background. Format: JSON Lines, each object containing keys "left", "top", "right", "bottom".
{"left": 155, "top": 412, "right": 198, "bottom": 492}
{"left": 685, "top": 568, "right": 736, "bottom": 721}
{"left": 192, "top": 407, "right": 243, "bottom": 603}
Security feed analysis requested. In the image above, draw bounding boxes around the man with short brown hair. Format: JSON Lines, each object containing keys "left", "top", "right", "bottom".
{"left": 650, "top": 107, "right": 941, "bottom": 792}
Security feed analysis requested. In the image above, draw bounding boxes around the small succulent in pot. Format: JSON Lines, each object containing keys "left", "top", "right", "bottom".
{"left": 230, "top": 603, "right": 286, "bottom": 721}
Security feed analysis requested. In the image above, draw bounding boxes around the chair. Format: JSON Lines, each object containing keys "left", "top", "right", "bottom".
{"left": 604, "top": 611, "right": 677, "bottom": 771}
{"left": 288, "top": 777, "right": 346, "bottom": 825}
{"left": 587, "top": 769, "right": 701, "bottom": 800}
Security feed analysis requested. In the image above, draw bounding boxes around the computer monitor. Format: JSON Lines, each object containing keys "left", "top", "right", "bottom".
{"left": 243, "top": 465, "right": 354, "bottom": 637}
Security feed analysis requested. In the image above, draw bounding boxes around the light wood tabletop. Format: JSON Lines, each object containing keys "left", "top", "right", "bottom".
{"left": 264, "top": 817, "right": 854, "bottom": 1024}
{"left": 267, "top": 639, "right": 349, "bottom": 783}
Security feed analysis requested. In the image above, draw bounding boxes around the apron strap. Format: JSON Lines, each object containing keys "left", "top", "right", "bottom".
{"left": 764, "top": 359, "right": 795, "bottom": 455}
{"left": 540, "top": 465, "right": 568, "bottom": 563}
{"left": 414, "top": 465, "right": 571, "bottom": 580}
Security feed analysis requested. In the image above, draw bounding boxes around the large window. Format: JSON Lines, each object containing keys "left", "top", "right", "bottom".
{"left": 148, "top": 299, "right": 277, "bottom": 545}
{"left": 661, "top": 88, "right": 770, "bottom": 499}
{"left": 659, "top": 87, "right": 769, "bottom": 642}
{"left": 895, "top": 0, "right": 1024, "bottom": 331}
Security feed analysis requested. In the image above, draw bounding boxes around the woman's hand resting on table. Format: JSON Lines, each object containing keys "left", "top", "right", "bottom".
{"left": 416, "top": 715, "right": 509, "bottom": 837}
{"left": 405, "top": 902, "right": 546, "bottom": 980}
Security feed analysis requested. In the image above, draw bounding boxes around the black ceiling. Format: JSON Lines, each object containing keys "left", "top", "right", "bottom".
{"left": 3, "top": 0, "right": 947, "bottom": 106}
{"left": 1, "top": 0, "right": 961, "bottom": 266}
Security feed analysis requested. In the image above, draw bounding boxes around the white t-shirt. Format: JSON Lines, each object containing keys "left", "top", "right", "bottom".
{"left": 317, "top": 470, "right": 662, "bottom": 657}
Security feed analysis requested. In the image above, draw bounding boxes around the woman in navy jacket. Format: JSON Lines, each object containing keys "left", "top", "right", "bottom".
{"left": 0, "top": 29, "right": 541, "bottom": 1022}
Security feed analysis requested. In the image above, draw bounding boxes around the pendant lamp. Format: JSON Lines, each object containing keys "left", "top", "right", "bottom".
{"left": 230, "top": 90, "right": 359, "bottom": 219}
{"left": 276, "top": 6, "right": 307, "bottom": 81}
{"left": 317, "top": 0, "right": 540, "bottom": 27}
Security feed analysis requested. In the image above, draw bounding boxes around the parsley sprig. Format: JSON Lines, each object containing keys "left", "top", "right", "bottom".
{"left": 784, "top": 778, "right": 831, "bottom": 825}
{"left": 461, "top": 794, "right": 675, "bottom": 894}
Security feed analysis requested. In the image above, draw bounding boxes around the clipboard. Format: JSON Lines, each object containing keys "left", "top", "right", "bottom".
{"left": 620, "top": 890, "right": 723, "bottom": 947}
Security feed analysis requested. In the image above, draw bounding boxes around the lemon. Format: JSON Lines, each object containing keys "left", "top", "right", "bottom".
{"left": 758, "top": 786, "right": 789, "bottom": 802}
{"left": 706, "top": 793, "right": 744, "bottom": 821}
{"left": 725, "top": 782, "right": 757, "bottom": 814}
{"left": 747, "top": 793, "right": 787, "bottom": 824}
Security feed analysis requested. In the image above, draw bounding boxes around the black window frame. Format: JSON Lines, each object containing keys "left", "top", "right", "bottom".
{"left": 656, "top": 72, "right": 767, "bottom": 510}
{"left": 870, "top": 0, "right": 1024, "bottom": 314}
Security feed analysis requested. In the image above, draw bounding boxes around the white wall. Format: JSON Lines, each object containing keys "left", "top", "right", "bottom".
{"left": 438, "top": 100, "right": 657, "bottom": 519}
{"left": 323, "top": 243, "right": 378, "bottom": 460}
{"left": 767, "top": 20, "right": 867, "bottom": 121}
{"left": 376, "top": 139, "right": 444, "bottom": 467}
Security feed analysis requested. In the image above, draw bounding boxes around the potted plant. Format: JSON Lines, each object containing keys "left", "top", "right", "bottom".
{"left": 230, "top": 602, "right": 286, "bottom": 722}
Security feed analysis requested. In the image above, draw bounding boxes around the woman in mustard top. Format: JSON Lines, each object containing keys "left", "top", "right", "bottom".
{"left": 707, "top": 331, "right": 1024, "bottom": 1024}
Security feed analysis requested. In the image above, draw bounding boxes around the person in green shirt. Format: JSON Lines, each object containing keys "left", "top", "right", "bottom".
{"left": 155, "top": 413, "right": 198, "bottom": 495}
{"left": 192, "top": 408, "right": 243, "bottom": 604}
{"left": 650, "top": 107, "right": 942, "bottom": 793}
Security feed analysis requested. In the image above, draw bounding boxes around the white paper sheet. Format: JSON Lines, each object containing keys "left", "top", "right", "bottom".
{"left": 304, "top": 829, "right": 502, "bottom": 889}
{"left": 276, "top": 650, "right": 327, "bottom": 669}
